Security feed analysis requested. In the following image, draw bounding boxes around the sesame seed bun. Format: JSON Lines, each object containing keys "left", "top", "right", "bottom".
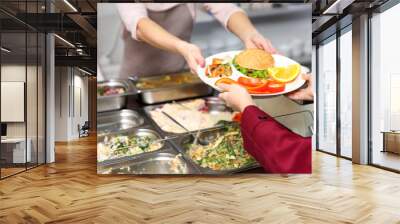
{"left": 235, "top": 49, "right": 275, "bottom": 70}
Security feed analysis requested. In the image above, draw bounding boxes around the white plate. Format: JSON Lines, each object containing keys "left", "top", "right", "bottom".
{"left": 196, "top": 50, "right": 308, "bottom": 97}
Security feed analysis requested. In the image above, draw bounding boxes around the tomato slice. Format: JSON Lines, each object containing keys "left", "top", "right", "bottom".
{"left": 214, "top": 77, "right": 284, "bottom": 94}
{"left": 265, "top": 80, "right": 285, "bottom": 93}
{"left": 246, "top": 81, "right": 268, "bottom": 91}
{"left": 246, "top": 80, "right": 285, "bottom": 94}
{"left": 237, "top": 77, "right": 264, "bottom": 87}
{"left": 215, "top": 78, "right": 237, "bottom": 86}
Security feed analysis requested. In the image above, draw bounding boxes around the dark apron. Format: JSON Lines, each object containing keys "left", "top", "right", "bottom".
{"left": 119, "top": 4, "right": 194, "bottom": 79}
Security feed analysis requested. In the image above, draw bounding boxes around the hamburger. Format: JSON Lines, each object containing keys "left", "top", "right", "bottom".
{"left": 232, "top": 49, "right": 275, "bottom": 79}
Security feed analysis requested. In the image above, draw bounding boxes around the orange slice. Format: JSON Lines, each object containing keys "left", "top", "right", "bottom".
{"left": 269, "top": 64, "right": 300, "bottom": 83}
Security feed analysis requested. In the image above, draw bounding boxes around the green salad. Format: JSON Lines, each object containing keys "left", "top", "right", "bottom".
{"left": 188, "top": 122, "right": 256, "bottom": 170}
{"left": 107, "top": 135, "right": 162, "bottom": 158}
{"left": 233, "top": 57, "right": 269, "bottom": 79}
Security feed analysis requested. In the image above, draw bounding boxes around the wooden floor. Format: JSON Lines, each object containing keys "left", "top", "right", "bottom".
{"left": 1, "top": 167, "right": 26, "bottom": 177}
{"left": 1, "top": 135, "right": 400, "bottom": 224}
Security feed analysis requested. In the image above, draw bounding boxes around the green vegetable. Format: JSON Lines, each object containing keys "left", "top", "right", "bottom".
{"left": 137, "top": 136, "right": 151, "bottom": 151}
{"left": 188, "top": 122, "right": 256, "bottom": 170}
{"left": 239, "top": 67, "right": 248, "bottom": 74}
{"left": 251, "top": 70, "right": 268, "bottom": 78}
{"left": 233, "top": 57, "right": 269, "bottom": 79}
{"left": 109, "top": 135, "right": 159, "bottom": 157}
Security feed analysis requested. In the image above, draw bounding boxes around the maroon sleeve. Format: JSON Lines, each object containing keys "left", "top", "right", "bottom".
{"left": 240, "top": 105, "right": 312, "bottom": 173}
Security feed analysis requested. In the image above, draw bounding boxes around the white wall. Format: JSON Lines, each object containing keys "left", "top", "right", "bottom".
{"left": 55, "top": 66, "right": 68, "bottom": 141}
{"left": 75, "top": 74, "right": 89, "bottom": 123}
{"left": 54, "top": 67, "right": 89, "bottom": 141}
{"left": 1, "top": 65, "right": 31, "bottom": 138}
{"left": 1, "top": 82, "right": 25, "bottom": 122}
{"left": 1, "top": 64, "right": 46, "bottom": 163}
{"left": 71, "top": 74, "right": 89, "bottom": 138}
{"left": 1, "top": 65, "right": 26, "bottom": 128}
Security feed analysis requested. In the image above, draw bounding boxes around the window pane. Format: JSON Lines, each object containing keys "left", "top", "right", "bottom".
{"left": 371, "top": 3, "right": 400, "bottom": 171}
{"left": 38, "top": 32, "right": 46, "bottom": 165}
{"left": 0, "top": 0, "right": 46, "bottom": 179}
{"left": 27, "top": 31, "right": 38, "bottom": 169}
{"left": 317, "top": 37, "right": 337, "bottom": 154}
{"left": 1, "top": 30, "right": 28, "bottom": 177}
{"left": 340, "top": 29, "right": 352, "bottom": 158}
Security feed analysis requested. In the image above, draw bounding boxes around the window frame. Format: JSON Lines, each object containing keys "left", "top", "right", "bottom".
{"left": 315, "top": 22, "right": 353, "bottom": 160}
{"left": 0, "top": 1, "right": 48, "bottom": 180}
{"left": 367, "top": 0, "right": 400, "bottom": 173}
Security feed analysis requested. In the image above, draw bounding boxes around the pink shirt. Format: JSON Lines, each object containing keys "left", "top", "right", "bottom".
{"left": 117, "top": 3, "right": 244, "bottom": 40}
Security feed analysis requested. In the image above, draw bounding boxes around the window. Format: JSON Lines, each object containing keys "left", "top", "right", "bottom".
{"left": 317, "top": 36, "right": 337, "bottom": 154}
{"left": 339, "top": 28, "right": 352, "bottom": 158}
{"left": 0, "top": 1, "right": 47, "bottom": 179}
{"left": 1, "top": 30, "right": 28, "bottom": 177}
{"left": 370, "top": 3, "right": 400, "bottom": 171}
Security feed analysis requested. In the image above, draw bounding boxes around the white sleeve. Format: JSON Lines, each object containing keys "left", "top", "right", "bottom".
{"left": 203, "top": 3, "right": 245, "bottom": 29}
{"left": 116, "top": 3, "right": 148, "bottom": 40}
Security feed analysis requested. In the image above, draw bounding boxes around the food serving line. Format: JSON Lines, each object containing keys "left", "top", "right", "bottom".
{"left": 97, "top": 50, "right": 313, "bottom": 175}
{"left": 97, "top": 72, "right": 262, "bottom": 175}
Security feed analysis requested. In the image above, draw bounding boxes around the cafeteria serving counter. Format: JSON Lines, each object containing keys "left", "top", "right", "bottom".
{"left": 98, "top": 99, "right": 262, "bottom": 174}
{"left": 97, "top": 73, "right": 313, "bottom": 175}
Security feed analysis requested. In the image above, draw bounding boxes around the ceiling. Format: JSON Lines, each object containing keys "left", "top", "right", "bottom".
{"left": 0, "top": 0, "right": 392, "bottom": 73}
{"left": 0, "top": 0, "right": 98, "bottom": 73}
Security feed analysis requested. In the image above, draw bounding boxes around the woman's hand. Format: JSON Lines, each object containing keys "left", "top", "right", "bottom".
{"left": 243, "top": 31, "right": 276, "bottom": 54}
{"left": 226, "top": 11, "right": 276, "bottom": 54}
{"left": 286, "top": 73, "right": 314, "bottom": 101}
{"left": 176, "top": 41, "right": 205, "bottom": 75}
{"left": 217, "top": 83, "right": 255, "bottom": 112}
{"left": 135, "top": 18, "right": 205, "bottom": 75}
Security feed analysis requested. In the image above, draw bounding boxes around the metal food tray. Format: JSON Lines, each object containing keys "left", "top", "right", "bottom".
{"left": 142, "top": 104, "right": 186, "bottom": 137}
{"left": 97, "top": 109, "right": 145, "bottom": 135}
{"left": 97, "top": 151, "right": 199, "bottom": 175}
{"left": 132, "top": 72, "right": 213, "bottom": 104}
{"left": 170, "top": 127, "right": 260, "bottom": 175}
{"left": 97, "top": 80, "right": 137, "bottom": 112}
{"left": 142, "top": 97, "right": 233, "bottom": 137}
{"left": 97, "top": 128, "right": 169, "bottom": 167}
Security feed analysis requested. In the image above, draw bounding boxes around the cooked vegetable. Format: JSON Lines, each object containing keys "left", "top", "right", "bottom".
{"left": 100, "top": 135, "right": 162, "bottom": 161}
{"left": 187, "top": 123, "right": 256, "bottom": 170}
{"left": 206, "top": 58, "right": 232, "bottom": 78}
